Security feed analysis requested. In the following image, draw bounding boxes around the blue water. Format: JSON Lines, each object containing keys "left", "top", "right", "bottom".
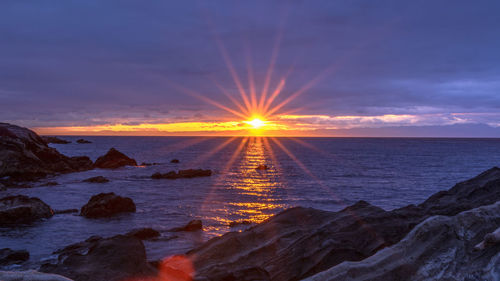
{"left": 1, "top": 137, "right": 500, "bottom": 269}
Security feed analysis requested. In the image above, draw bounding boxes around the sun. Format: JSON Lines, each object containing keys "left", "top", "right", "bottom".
{"left": 244, "top": 118, "right": 266, "bottom": 129}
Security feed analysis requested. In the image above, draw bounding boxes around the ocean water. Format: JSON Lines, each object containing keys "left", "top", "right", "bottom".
{"left": 1, "top": 136, "right": 500, "bottom": 269}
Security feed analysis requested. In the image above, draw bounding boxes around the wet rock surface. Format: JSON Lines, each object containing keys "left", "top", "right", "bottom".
{"left": 126, "top": 227, "right": 161, "bottom": 240}
{"left": 0, "top": 195, "right": 54, "bottom": 225}
{"left": 0, "top": 270, "right": 74, "bottom": 281}
{"left": 80, "top": 192, "right": 136, "bottom": 218}
{"left": 0, "top": 123, "right": 93, "bottom": 183}
{"left": 93, "top": 148, "right": 137, "bottom": 169}
{"left": 42, "top": 136, "right": 71, "bottom": 144}
{"left": 0, "top": 248, "right": 29, "bottom": 265}
{"left": 189, "top": 167, "right": 500, "bottom": 281}
{"left": 40, "top": 235, "right": 156, "bottom": 281}
{"left": 171, "top": 219, "right": 203, "bottom": 232}
{"left": 82, "top": 176, "right": 109, "bottom": 183}
{"left": 152, "top": 169, "right": 212, "bottom": 179}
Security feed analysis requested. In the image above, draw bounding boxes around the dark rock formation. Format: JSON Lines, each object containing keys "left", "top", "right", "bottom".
{"left": 126, "top": 227, "right": 161, "bottom": 240}
{"left": 0, "top": 123, "right": 93, "bottom": 182}
{"left": 152, "top": 169, "right": 212, "bottom": 179}
{"left": 305, "top": 202, "right": 500, "bottom": 281}
{"left": 41, "top": 181, "right": 59, "bottom": 187}
{"left": 140, "top": 162, "right": 160, "bottom": 166}
{"left": 80, "top": 192, "right": 136, "bottom": 218}
{"left": 40, "top": 235, "right": 156, "bottom": 281}
{"left": 42, "top": 136, "right": 71, "bottom": 144}
{"left": 82, "top": 176, "right": 109, "bottom": 183}
{"left": 229, "top": 220, "right": 252, "bottom": 227}
{"left": 474, "top": 226, "right": 500, "bottom": 250}
{"left": 0, "top": 195, "right": 54, "bottom": 225}
{"left": 171, "top": 219, "right": 203, "bottom": 232}
{"left": 188, "top": 167, "right": 500, "bottom": 281}
{"left": 0, "top": 270, "right": 73, "bottom": 281}
{"left": 75, "top": 139, "right": 91, "bottom": 144}
{"left": 93, "top": 148, "right": 137, "bottom": 169}
{"left": 170, "top": 159, "right": 180, "bottom": 163}
{"left": 256, "top": 164, "right": 269, "bottom": 170}
{"left": 54, "top": 209, "right": 79, "bottom": 215}
{"left": 0, "top": 248, "right": 29, "bottom": 265}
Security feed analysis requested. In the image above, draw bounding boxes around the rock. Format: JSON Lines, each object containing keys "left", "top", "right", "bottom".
{"left": 41, "top": 181, "right": 59, "bottom": 187}
{"left": 80, "top": 192, "right": 136, "bottom": 218}
{"left": 40, "top": 235, "right": 156, "bottom": 281}
{"left": 42, "top": 136, "right": 71, "bottom": 144}
{"left": 82, "top": 176, "right": 109, "bottom": 183}
{"left": 54, "top": 209, "right": 79, "bottom": 215}
{"left": 0, "top": 270, "right": 74, "bottom": 281}
{"left": 229, "top": 220, "right": 252, "bottom": 227}
{"left": 126, "top": 227, "right": 161, "bottom": 240}
{"left": 256, "top": 164, "right": 269, "bottom": 170}
{"left": 0, "top": 195, "right": 54, "bottom": 225}
{"left": 152, "top": 169, "right": 212, "bottom": 179}
{"left": 171, "top": 219, "right": 203, "bottom": 232}
{"left": 140, "top": 162, "right": 160, "bottom": 166}
{"left": 0, "top": 123, "right": 93, "bottom": 182}
{"left": 75, "top": 139, "right": 91, "bottom": 144}
{"left": 305, "top": 202, "right": 500, "bottom": 281}
{"left": 188, "top": 167, "right": 500, "bottom": 281}
{"left": 93, "top": 148, "right": 137, "bottom": 169}
{"left": 0, "top": 248, "right": 29, "bottom": 265}
{"left": 170, "top": 159, "right": 180, "bottom": 163}
{"left": 474, "top": 226, "right": 500, "bottom": 250}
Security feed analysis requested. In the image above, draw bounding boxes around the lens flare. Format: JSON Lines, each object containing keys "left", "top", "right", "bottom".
{"left": 244, "top": 118, "right": 266, "bottom": 129}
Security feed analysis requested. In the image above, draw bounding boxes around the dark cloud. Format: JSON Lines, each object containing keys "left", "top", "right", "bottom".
{"left": 1, "top": 0, "right": 500, "bottom": 133}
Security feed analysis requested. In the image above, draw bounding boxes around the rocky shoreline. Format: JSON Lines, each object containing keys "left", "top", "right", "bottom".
{"left": 1, "top": 122, "right": 499, "bottom": 281}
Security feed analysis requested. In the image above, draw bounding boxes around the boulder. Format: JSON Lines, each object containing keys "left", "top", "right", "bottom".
{"left": 40, "top": 235, "right": 156, "bottom": 281}
{"left": 171, "top": 219, "right": 203, "bottom": 232}
{"left": 305, "top": 202, "right": 500, "bottom": 281}
{"left": 93, "top": 148, "right": 137, "bottom": 169}
{"left": 0, "top": 248, "right": 29, "bottom": 265}
{"left": 0, "top": 123, "right": 93, "bottom": 182}
{"left": 75, "top": 139, "right": 91, "bottom": 144}
{"left": 0, "top": 195, "right": 54, "bottom": 225}
{"left": 170, "top": 159, "right": 180, "bottom": 163}
{"left": 152, "top": 169, "right": 212, "bottom": 180}
{"left": 188, "top": 167, "right": 500, "bottom": 281}
{"left": 42, "top": 136, "right": 71, "bottom": 144}
{"left": 82, "top": 176, "right": 109, "bottom": 183}
{"left": 0, "top": 270, "right": 74, "bottom": 281}
{"left": 80, "top": 193, "right": 136, "bottom": 218}
{"left": 126, "top": 227, "right": 161, "bottom": 240}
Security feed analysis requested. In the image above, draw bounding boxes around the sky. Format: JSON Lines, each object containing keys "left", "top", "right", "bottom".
{"left": 1, "top": 0, "right": 500, "bottom": 137}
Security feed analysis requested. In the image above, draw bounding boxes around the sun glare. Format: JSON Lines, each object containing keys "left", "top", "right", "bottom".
{"left": 245, "top": 118, "right": 266, "bottom": 129}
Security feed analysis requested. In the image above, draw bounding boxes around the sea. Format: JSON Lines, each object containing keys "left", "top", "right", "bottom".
{"left": 1, "top": 136, "right": 500, "bottom": 269}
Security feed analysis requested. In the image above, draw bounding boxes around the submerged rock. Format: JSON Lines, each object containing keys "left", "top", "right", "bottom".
{"left": 171, "top": 219, "right": 203, "bottom": 232}
{"left": 75, "top": 139, "right": 91, "bottom": 144}
{"left": 80, "top": 192, "right": 136, "bottom": 218}
{"left": 0, "top": 270, "right": 74, "bottom": 281}
{"left": 0, "top": 195, "right": 54, "bottom": 225}
{"left": 305, "top": 202, "right": 500, "bottom": 281}
{"left": 0, "top": 123, "right": 93, "bottom": 182}
{"left": 54, "top": 209, "right": 79, "bottom": 215}
{"left": 0, "top": 248, "right": 29, "bottom": 265}
{"left": 40, "top": 235, "right": 156, "bottom": 281}
{"left": 170, "top": 159, "right": 180, "bottom": 163}
{"left": 152, "top": 169, "right": 212, "bottom": 179}
{"left": 256, "top": 164, "right": 269, "bottom": 170}
{"left": 93, "top": 148, "right": 137, "bottom": 169}
{"left": 188, "top": 167, "right": 500, "bottom": 281}
{"left": 42, "top": 136, "right": 71, "bottom": 144}
{"left": 229, "top": 220, "right": 253, "bottom": 227}
{"left": 82, "top": 176, "right": 109, "bottom": 183}
{"left": 126, "top": 227, "right": 161, "bottom": 240}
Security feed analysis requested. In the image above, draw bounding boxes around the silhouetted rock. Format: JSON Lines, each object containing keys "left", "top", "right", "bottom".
{"left": 0, "top": 248, "right": 29, "bottom": 265}
{"left": 40, "top": 235, "right": 156, "bottom": 281}
{"left": 171, "top": 219, "right": 202, "bottom": 232}
{"left": 75, "top": 139, "right": 91, "bottom": 144}
{"left": 54, "top": 209, "right": 79, "bottom": 215}
{"left": 0, "top": 195, "right": 53, "bottom": 225}
{"left": 152, "top": 169, "right": 212, "bottom": 179}
{"left": 42, "top": 136, "right": 71, "bottom": 144}
{"left": 188, "top": 167, "right": 500, "bottom": 281}
{"left": 0, "top": 123, "right": 93, "bottom": 182}
{"left": 82, "top": 176, "right": 109, "bottom": 183}
{"left": 140, "top": 162, "right": 160, "bottom": 166}
{"left": 80, "top": 192, "right": 136, "bottom": 218}
{"left": 305, "top": 202, "right": 500, "bottom": 281}
{"left": 41, "top": 181, "right": 59, "bottom": 187}
{"left": 126, "top": 227, "right": 161, "bottom": 240}
{"left": 170, "top": 159, "right": 180, "bottom": 163}
{"left": 93, "top": 148, "right": 137, "bottom": 169}
{"left": 229, "top": 220, "right": 253, "bottom": 227}
{"left": 0, "top": 270, "right": 73, "bottom": 281}
{"left": 256, "top": 164, "right": 269, "bottom": 170}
